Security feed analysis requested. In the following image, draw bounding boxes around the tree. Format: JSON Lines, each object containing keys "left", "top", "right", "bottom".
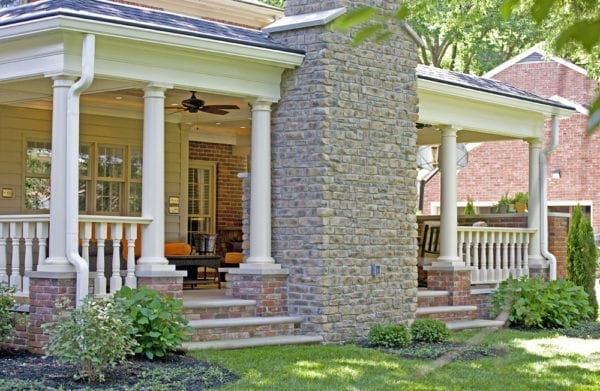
{"left": 566, "top": 205, "right": 598, "bottom": 320}
{"left": 332, "top": 0, "right": 600, "bottom": 131}
{"left": 258, "top": 0, "right": 284, "bottom": 8}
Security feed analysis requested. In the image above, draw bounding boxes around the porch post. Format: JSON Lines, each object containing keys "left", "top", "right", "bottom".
{"left": 242, "top": 98, "right": 280, "bottom": 270}
{"left": 431, "top": 125, "right": 463, "bottom": 268}
{"left": 37, "top": 75, "right": 76, "bottom": 272}
{"left": 527, "top": 138, "right": 543, "bottom": 264}
{"left": 136, "top": 83, "right": 174, "bottom": 273}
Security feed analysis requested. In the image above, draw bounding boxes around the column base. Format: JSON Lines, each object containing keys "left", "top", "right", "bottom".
{"left": 238, "top": 262, "right": 282, "bottom": 272}
{"left": 137, "top": 270, "right": 186, "bottom": 299}
{"left": 135, "top": 260, "right": 176, "bottom": 274}
{"left": 36, "top": 257, "right": 76, "bottom": 273}
{"left": 426, "top": 269, "right": 471, "bottom": 306}
{"left": 245, "top": 255, "right": 276, "bottom": 265}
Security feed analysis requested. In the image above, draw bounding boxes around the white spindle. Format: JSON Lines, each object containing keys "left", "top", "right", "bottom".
{"left": 124, "top": 223, "right": 137, "bottom": 288}
{"left": 80, "top": 222, "right": 93, "bottom": 262}
{"left": 9, "top": 222, "right": 21, "bottom": 291}
{"left": 110, "top": 223, "right": 123, "bottom": 294}
{"left": 95, "top": 222, "right": 108, "bottom": 295}
{"left": 22, "top": 222, "right": 35, "bottom": 295}
{"left": 0, "top": 222, "right": 8, "bottom": 283}
{"left": 516, "top": 232, "right": 523, "bottom": 277}
{"left": 36, "top": 221, "right": 48, "bottom": 267}
{"left": 480, "top": 231, "right": 488, "bottom": 283}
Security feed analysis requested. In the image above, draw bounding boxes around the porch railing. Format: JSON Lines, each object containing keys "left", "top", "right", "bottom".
{"left": 458, "top": 226, "right": 536, "bottom": 285}
{"left": 0, "top": 214, "right": 151, "bottom": 298}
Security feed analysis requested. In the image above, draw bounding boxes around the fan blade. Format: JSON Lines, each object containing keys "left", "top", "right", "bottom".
{"left": 200, "top": 107, "right": 229, "bottom": 115}
{"left": 203, "top": 105, "right": 239, "bottom": 110}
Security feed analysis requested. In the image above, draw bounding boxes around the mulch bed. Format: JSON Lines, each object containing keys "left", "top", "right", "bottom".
{"left": 0, "top": 348, "right": 237, "bottom": 390}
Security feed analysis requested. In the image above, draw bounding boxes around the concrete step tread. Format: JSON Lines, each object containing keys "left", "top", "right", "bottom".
{"left": 416, "top": 305, "right": 477, "bottom": 315}
{"left": 181, "top": 335, "right": 324, "bottom": 350}
{"left": 417, "top": 290, "right": 449, "bottom": 297}
{"left": 446, "top": 319, "right": 505, "bottom": 331}
{"left": 183, "top": 298, "right": 257, "bottom": 309}
{"left": 188, "top": 316, "right": 303, "bottom": 329}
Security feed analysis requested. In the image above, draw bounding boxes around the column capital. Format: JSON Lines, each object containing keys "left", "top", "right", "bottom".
{"left": 248, "top": 97, "right": 277, "bottom": 110}
{"left": 438, "top": 124, "right": 462, "bottom": 134}
{"left": 525, "top": 137, "right": 544, "bottom": 148}
{"left": 46, "top": 73, "right": 78, "bottom": 83}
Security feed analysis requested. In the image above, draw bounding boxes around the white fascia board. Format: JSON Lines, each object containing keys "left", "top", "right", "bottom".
{"left": 417, "top": 78, "right": 574, "bottom": 118}
{"left": 0, "top": 16, "right": 304, "bottom": 69}
{"left": 263, "top": 7, "right": 346, "bottom": 33}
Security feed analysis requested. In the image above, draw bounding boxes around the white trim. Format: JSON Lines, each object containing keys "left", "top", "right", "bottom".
{"left": 418, "top": 78, "right": 574, "bottom": 118}
{"left": 483, "top": 45, "right": 588, "bottom": 78}
{"left": 0, "top": 16, "right": 304, "bottom": 68}
{"left": 549, "top": 95, "right": 589, "bottom": 115}
{"left": 263, "top": 7, "right": 346, "bottom": 33}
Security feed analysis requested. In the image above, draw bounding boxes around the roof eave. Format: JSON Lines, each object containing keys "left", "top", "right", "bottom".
{"left": 0, "top": 14, "right": 304, "bottom": 68}
{"left": 417, "top": 77, "right": 575, "bottom": 118}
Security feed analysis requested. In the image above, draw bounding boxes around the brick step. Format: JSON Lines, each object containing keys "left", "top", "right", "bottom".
{"left": 416, "top": 305, "right": 477, "bottom": 322}
{"left": 181, "top": 335, "right": 324, "bottom": 351}
{"left": 446, "top": 319, "right": 505, "bottom": 331}
{"left": 187, "top": 316, "right": 303, "bottom": 342}
{"left": 417, "top": 289, "right": 449, "bottom": 307}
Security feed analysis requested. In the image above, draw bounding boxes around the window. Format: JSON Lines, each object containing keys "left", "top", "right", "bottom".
{"left": 25, "top": 141, "right": 142, "bottom": 215}
{"left": 25, "top": 141, "right": 52, "bottom": 210}
{"left": 187, "top": 162, "right": 216, "bottom": 243}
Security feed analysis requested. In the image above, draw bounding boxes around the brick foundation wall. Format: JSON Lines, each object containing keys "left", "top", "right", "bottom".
{"left": 269, "top": 0, "right": 419, "bottom": 342}
{"left": 137, "top": 276, "right": 184, "bottom": 300}
{"left": 548, "top": 214, "right": 569, "bottom": 279}
{"left": 471, "top": 291, "right": 493, "bottom": 319}
{"left": 27, "top": 274, "right": 76, "bottom": 354}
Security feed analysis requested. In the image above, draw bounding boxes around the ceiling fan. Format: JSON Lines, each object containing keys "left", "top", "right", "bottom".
{"left": 168, "top": 91, "right": 239, "bottom": 115}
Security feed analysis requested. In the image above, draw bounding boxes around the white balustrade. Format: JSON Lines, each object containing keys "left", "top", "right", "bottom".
{"left": 458, "top": 226, "right": 535, "bottom": 285}
{"left": 0, "top": 215, "right": 150, "bottom": 298}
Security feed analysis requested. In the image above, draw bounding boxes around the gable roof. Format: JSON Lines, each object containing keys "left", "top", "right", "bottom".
{"left": 483, "top": 45, "right": 588, "bottom": 78}
{"left": 0, "top": 0, "right": 302, "bottom": 54}
{"left": 417, "top": 64, "right": 573, "bottom": 111}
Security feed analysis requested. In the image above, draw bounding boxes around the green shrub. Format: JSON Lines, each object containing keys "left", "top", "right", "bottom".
{"left": 491, "top": 276, "right": 593, "bottom": 329}
{"left": 0, "top": 282, "right": 17, "bottom": 342}
{"left": 567, "top": 205, "right": 598, "bottom": 320}
{"left": 368, "top": 323, "right": 411, "bottom": 348}
{"left": 43, "top": 296, "right": 138, "bottom": 383}
{"left": 410, "top": 319, "right": 449, "bottom": 343}
{"left": 114, "top": 285, "right": 193, "bottom": 360}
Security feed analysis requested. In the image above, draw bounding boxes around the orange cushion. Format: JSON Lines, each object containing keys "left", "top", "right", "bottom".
{"left": 224, "top": 252, "right": 243, "bottom": 264}
{"left": 165, "top": 242, "right": 192, "bottom": 256}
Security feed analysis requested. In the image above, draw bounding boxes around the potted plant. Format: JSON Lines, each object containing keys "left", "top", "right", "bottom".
{"left": 494, "top": 193, "right": 511, "bottom": 214}
{"left": 512, "top": 192, "right": 528, "bottom": 213}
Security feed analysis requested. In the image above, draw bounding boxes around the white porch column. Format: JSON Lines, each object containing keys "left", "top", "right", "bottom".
{"left": 136, "top": 83, "right": 174, "bottom": 273}
{"left": 38, "top": 75, "right": 76, "bottom": 272}
{"left": 242, "top": 98, "right": 280, "bottom": 270}
{"left": 527, "top": 138, "right": 543, "bottom": 264}
{"left": 431, "top": 126, "right": 464, "bottom": 269}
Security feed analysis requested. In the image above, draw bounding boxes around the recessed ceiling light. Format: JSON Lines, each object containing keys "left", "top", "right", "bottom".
{"left": 215, "top": 122, "right": 221, "bottom": 126}
{"left": 115, "top": 96, "right": 123, "bottom": 100}
{"left": 240, "top": 126, "right": 246, "bottom": 129}
{"left": 171, "top": 103, "right": 178, "bottom": 106}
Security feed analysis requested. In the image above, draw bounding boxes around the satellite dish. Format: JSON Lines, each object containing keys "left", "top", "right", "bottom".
{"left": 417, "top": 144, "right": 468, "bottom": 171}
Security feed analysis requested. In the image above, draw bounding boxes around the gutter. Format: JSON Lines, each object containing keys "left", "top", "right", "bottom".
{"left": 540, "top": 115, "right": 559, "bottom": 280}
{"left": 66, "top": 34, "right": 95, "bottom": 306}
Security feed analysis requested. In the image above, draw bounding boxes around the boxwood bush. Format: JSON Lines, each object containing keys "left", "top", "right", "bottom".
{"left": 491, "top": 276, "right": 593, "bottom": 329}
{"left": 368, "top": 323, "right": 411, "bottom": 348}
{"left": 411, "top": 319, "right": 449, "bottom": 343}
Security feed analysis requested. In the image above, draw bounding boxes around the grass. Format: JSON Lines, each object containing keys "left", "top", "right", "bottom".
{"left": 191, "top": 326, "right": 600, "bottom": 390}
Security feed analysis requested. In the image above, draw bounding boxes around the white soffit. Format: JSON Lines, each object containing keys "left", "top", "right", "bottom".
{"left": 263, "top": 7, "right": 346, "bottom": 33}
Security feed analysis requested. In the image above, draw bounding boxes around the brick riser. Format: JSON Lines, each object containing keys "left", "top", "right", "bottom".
{"left": 416, "top": 309, "right": 477, "bottom": 322}
{"left": 184, "top": 305, "right": 256, "bottom": 320}
{"left": 188, "top": 322, "right": 300, "bottom": 342}
{"left": 417, "top": 295, "right": 450, "bottom": 307}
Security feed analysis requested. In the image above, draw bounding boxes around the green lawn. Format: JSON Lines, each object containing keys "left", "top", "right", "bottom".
{"left": 191, "top": 328, "right": 600, "bottom": 390}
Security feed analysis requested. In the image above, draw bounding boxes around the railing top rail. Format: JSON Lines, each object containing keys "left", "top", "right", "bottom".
{"left": 458, "top": 226, "right": 536, "bottom": 234}
{"left": 78, "top": 215, "right": 153, "bottom": 225}
{"left": 0, "top": 214, "right": 50, "bottom": 223}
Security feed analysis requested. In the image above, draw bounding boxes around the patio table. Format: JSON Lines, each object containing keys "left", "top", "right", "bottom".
{"left": 166, "top": 254, "right": 222, "bottom": 289}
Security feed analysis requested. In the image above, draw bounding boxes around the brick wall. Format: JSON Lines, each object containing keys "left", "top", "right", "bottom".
{"left": 270, "top": 0, "right": 419, "bottom": 342}
{"left": 188, "top": 141, "right": 246, "bottom": 230}
{"left": 423, "top": 59, "right": 600, "bottom": 232}
{"left": 548, "top": 213, "right": 570, "bottom": 279}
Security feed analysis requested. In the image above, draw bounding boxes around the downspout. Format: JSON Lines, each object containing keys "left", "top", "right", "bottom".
{"left": 66, "top": 34, "right": 95, "bottom": 306}
{"left": 540, "top": 115, "right": 559, "bottom": 280}
{"left": 418, "top": 168, "right": 439, "bottom": 213}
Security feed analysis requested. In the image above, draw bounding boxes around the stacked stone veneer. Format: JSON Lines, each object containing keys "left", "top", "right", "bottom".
{"left": 268, "top": 0, "right": 419, "bottom": 342}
